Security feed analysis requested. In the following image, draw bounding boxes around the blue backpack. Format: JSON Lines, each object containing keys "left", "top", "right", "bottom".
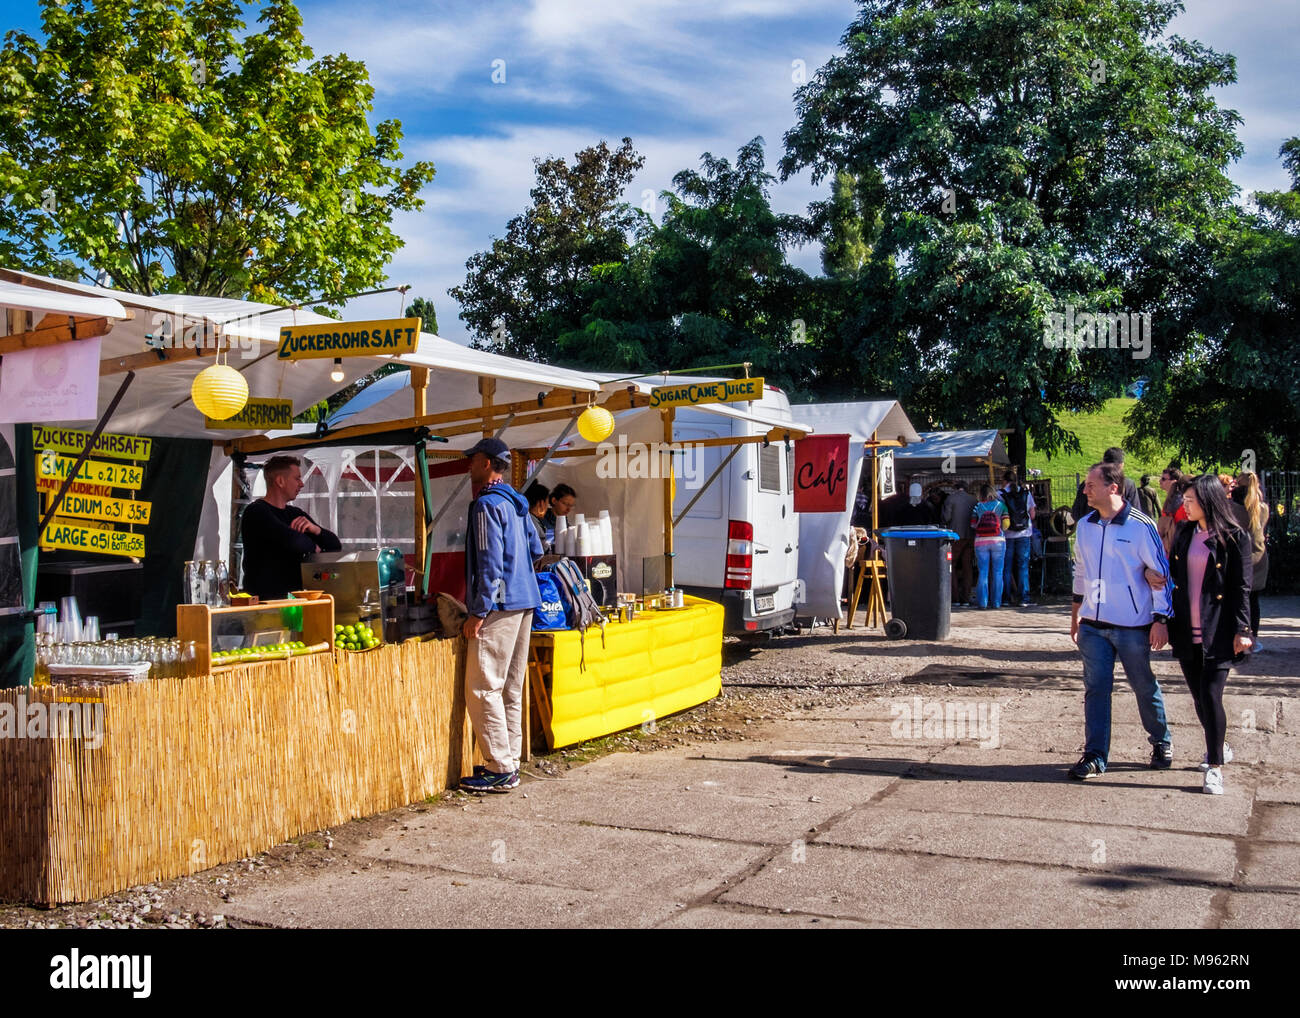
{"left": 532, "top": 572, "right": 569, "bottom": 630}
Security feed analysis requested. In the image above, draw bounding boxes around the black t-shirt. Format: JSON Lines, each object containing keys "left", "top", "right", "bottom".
{"left": 240, "top": 500, "right": 341, "bottom": 598}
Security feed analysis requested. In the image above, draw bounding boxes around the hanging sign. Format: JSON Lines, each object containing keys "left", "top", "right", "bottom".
{"left": 793, "top": 435, "right": 851, "bottom": 513}
{"left": 277, "top": 318, "right": 420, "bottom": 360}
{"left": 37, "top": 452, "right": 144, "bottom": 489}
{"left": 0, "top": 337, "right": 102, "bottom": 423}
{"left": 39, "top": 522, "right": 145, "bottom": 557}
{"left": 878, "top": 449, "right": 897, "bottom": 499}
{"left": 205, "top": 397, "right": 294, "bottom": 431}
{"left": 36, "top": 476, "right": 113, "bottom": 499}
{"left": 43, "top": 491, "right": 152, "bottom": 526}
{"left": 31, "top": 426, "right": 152, "bottom": 461}
{"left": 648, "top": 377, "right": 765, "bottom": 409}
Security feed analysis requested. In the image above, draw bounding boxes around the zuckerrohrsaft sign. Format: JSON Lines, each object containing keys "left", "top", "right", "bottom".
{"left": 277, "top": 318, "right": 420, "bottom": 360}
{"left": 648, "top": 377, "right": 765, "bottom": 409}
{"left": 204, "top": 398, "right": 294, "bottom": 431}
{"left": 32, "top": 426, "right": 152, "bottom": 462}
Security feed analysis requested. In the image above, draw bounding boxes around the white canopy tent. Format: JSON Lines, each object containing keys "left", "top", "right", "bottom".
{"left": 787, "top": 401, "right": 923, "bottom": 618}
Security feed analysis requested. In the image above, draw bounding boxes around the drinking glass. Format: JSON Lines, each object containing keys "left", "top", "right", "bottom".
{"left": 82, "top": 616, "right": 101, "bottom": 643}
{"left": 58, "top": 596, "right": 82, "bottom": 641}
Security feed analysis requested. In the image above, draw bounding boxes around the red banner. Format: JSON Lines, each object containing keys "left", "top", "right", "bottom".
{"left": 793, "top": 435, "right": 851, "bottom": 513}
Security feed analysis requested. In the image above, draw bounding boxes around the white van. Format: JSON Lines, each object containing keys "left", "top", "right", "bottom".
{"left": 671, "top": 385, "right": 801, "bottom": 636}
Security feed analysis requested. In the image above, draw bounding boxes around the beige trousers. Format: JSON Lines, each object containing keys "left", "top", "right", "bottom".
{"left": 464, "top": 609, "right": 533, "bottom": 773}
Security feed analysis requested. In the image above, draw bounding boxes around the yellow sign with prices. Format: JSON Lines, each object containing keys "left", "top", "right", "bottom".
{"left": 648, "top": 376, "right": 765, "bottom": 409}
{"left": 43, "top": 491, "right": 153, "bottom": 526}
{"left": 205, "top": 398, "right": 294, "bottom": 431}
{"left": 40, "top": 523, "right": 146, "bottom": 557}
{"left": 37, "top": 453, "right": 144, "bottom": 489}
{"left": 277, "top": 318, "right": 420, "bottom": 360}
{"left": 32, "top": 426, "right": 152, "bottom": 462}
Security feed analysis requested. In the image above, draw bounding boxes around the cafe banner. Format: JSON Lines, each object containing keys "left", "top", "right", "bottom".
{"left": 793, "top": 434, "right": 851, "bottom": 513}
{"left": 277, "top": 318, "right": 420, "bottom": 360}
{"left": 648, "top": 376, "right": 764, "bottom": 409}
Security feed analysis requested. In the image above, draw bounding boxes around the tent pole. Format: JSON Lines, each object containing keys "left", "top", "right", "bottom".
{"left": 662, "top": 407, "right": 675, "bottom": 588}
{"left": 410, "top": 367, "right": 429, "bottom": 571}
{"left": 674, "top": 445, "right": 741, "bottom": 527}
{"left": 479, "top": 377, "right": 496, "bottom": 438}
{"left": 521, "top": 412, "right": 580, "bottom": 490}
{"left": 871, "top": 429, "right": 879, "bottom": 533}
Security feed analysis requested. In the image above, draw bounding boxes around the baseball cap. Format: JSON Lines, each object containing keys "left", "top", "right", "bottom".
{"left": 464, "top": 437, "right": 511, "bottom": 463}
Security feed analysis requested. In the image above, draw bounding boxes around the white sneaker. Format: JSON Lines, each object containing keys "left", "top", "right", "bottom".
{"left": 1199, "top": 744, "right": 1234, "bottom": 770}
{"left": 1203, "top": 767, "right": 1224, "bottom": 795}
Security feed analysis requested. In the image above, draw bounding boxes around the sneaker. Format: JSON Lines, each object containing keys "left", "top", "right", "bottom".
{"left": 1151, "top": 742, "right": 1173, "bottom": 769}
{"left": 1199, "top": 744, "right": 1234, "bottom": 770}
{"left": 1020, "top": 601, "right": 1031, "bottom": 608}
{"left": 459, "top": 769, "right": 517, "bottom": 793}
{"left": 1068, "top": 755, "right": 1104, "bottom": 780}
{"left": 1251, "top": 639, "right": 1266, "bottom": 653}
{"left": 1203, "top": 767, "right": 1224, "bottom": 795}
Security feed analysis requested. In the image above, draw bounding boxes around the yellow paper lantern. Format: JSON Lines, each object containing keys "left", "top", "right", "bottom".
{"left": 577, "top": 405, "right": 615, "bottom": 443}
{"left": 191, "top": 363, "right": 249, "bottom": 420}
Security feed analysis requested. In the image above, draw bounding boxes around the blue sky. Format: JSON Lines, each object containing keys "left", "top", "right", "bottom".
{"left": 4, "top": 0, "right": 1296, "bottom": 342}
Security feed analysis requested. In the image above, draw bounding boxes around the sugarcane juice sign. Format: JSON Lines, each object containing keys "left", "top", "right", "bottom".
{"left": 205, "top": 397, "right": 293, "bottom": 431}
{"left": 277, "top": 317, "right": 420, "bottom": 360}
{"left": 33, "top": 426, "right": 152, "bottom": 558}
{"left": 648, "top": 376, "right": 765, "bottom": 409}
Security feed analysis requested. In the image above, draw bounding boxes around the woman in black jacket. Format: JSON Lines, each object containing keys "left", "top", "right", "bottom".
{"left": 1162, "top": 475, "right": 1254, "bottom": 795}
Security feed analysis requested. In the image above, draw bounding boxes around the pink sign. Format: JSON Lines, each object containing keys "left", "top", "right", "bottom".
{"left": 0, "top": 337, "right": 102, "bottom": 423}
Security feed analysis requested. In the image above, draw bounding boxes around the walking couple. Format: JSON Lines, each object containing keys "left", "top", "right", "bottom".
{"left": 1069, "top": 464, "right": 1254, "bottom": 795}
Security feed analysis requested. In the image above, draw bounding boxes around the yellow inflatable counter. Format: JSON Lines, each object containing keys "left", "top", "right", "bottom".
{"left": 528, "top": 595, "right": 723, "bottom": 749}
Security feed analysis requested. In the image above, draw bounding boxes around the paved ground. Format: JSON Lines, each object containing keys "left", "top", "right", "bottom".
{"left": 203, "top": 597, "right": 1300, "bottom": 929}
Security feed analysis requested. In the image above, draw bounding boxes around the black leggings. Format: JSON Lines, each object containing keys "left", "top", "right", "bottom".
{"left": 1250, "top": 591, "right": 1261, "bottom": 638}
{"left": 1177, "top": 645, "right": 1231, "bottom": 766}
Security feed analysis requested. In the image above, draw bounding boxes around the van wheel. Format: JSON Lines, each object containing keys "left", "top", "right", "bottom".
{"left": 884, "top": 618, "right": 907, "bottom": 640}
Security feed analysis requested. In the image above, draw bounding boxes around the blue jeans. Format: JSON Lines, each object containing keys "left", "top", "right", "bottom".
{"left": 974, "top": 540, "right": 1005, "bottom": 608}
{"left": 1076, "top": 621, "right": 1172, "bottom": 767}
{"left": 1003, "top": 535, "right": 1031, "bottom": 603}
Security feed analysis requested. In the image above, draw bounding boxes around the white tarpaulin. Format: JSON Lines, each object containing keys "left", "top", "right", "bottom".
{"left": 787, "top": 401, "right": 921, "bottom": 619}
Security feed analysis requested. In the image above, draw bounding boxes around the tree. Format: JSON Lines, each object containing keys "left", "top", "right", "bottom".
{"left": 405, "top": 296, "right": 438, "bottom": 336}
{"left": 1127, "top": 138, "right": 1300, "bottom": 470}
{"left": 0, "top": 0, "right": 434, "bottom": 302}
{"left": 552, "top": 138, "right": 820, "bottom": 394}
{"left": 450, "top": 137, "right": 645, "bottom": 361}
{"left": 780, "top": 0, "right": 1243, "bottom": 466}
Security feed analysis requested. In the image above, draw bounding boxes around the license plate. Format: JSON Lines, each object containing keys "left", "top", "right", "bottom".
{"left": 754, "top": 594, "right": 775, "bottom": 612}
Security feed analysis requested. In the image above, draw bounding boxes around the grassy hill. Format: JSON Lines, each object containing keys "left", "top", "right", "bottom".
{"left": 1026, "top": 398, "right": 1180, "bottom": 485}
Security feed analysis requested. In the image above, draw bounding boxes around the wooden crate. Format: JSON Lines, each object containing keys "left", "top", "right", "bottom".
{"left": 177, "top": 597, "right": 335, "bottom": 674}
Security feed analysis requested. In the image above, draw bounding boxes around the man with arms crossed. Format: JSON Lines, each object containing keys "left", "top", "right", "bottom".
{"left": 1068, "top": 461, "right": 1174, "bottom": 779}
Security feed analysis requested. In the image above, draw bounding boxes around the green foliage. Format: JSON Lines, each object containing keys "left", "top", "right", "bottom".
{"left": 1126, "top": 138, "right": 1300, "bottom": 470}
{"left": 449, "top": 137, "right": 645, "bottom": 360}
{"left": 1028, "top": 398, "right": 1180, "bottom": 480}
{"left": 0, "top": 0, "right": 435, "bottom": 301}
{"left": 779, "top": 0, "right": 1243, "bottom": 464}
{"left": 405, "top": 295, "right": 438, "bottom": 335}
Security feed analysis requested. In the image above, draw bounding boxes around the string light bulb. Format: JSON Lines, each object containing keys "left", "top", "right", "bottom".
{"left": 330, "top": 358, "right": 345, "bottom": 383}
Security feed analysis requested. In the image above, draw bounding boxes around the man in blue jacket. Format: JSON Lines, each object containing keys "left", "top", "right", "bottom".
{"left": 1068, "top": 460, "right": 1174, "bottom": 780}
{"left": 459, "top": 437, "right": 543, "bottom": 793}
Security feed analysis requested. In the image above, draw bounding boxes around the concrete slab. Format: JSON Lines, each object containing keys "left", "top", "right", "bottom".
{"left": 1221, "top": 891, "right": 1300, "bottom": 928}
{"left": 718, "top": 844, "right": 1217, "bottom": 928}
{"left": 1252, "top": 803, "right": 1300, "bottom": 842}
{"left": 356, "top": 812, "right": 768, "bottom": 898}
{"left": 817, "top": 806, "right": 1236, "bottom": 883}
{"left": 875, "top": 745, "right": 1256, "bottom": 835}
{"left": 655, "top": 904, "right": 881, "bottom": 928}
{"left": 1236, "top": 843, "right": 1300, "bottom": 893}
{"left": 1254, "top": 771, "right": 1300, "bottom": 805}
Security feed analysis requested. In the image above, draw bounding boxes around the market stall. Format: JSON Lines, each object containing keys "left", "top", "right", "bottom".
{"left": 0, "top": 271, "right": 804, "bottom": 902}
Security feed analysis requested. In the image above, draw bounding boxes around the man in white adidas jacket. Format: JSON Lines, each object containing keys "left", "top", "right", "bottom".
{"left": 1068, "top": 461, "right": 1174, "bottom": 780}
